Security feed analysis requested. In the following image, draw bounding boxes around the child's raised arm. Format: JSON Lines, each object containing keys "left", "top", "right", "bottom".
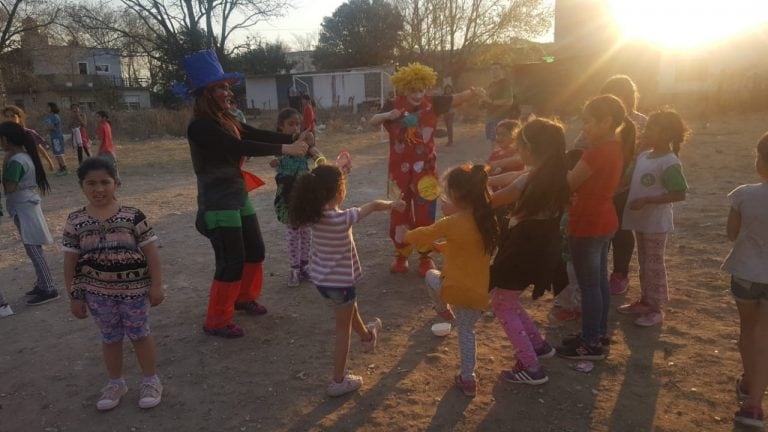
{"left": 359, "top": 199, "right": 401, "bottom": 218}
{"left": 369, "top": 109, "right": 401, "bottom": 128}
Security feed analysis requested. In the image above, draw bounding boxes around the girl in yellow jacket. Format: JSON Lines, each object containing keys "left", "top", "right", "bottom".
{"left": 405, "top": 164, "right": 498, "bottom": 398}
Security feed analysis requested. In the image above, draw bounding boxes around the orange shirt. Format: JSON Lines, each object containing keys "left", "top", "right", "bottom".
{"left": 569, "top": 140, "right": 623, "bottom": 237}
{"left": 97, "top": 122, "right": 114, "bottom": 155}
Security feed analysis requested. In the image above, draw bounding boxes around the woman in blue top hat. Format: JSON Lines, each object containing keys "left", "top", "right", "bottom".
{"left": 181, "top": 49, "right": 309, "bottom": 338}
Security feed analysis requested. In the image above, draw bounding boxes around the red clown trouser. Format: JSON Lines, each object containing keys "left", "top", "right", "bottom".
{"left": 389, "top": 171, "right": 437, "bottom": 257}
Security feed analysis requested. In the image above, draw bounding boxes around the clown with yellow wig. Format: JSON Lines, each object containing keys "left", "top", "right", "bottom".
{"left": 369, "top": 63, "right": 485, "bottom": 276}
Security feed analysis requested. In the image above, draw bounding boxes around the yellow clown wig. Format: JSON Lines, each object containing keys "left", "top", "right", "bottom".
{"left": 390, "top": 63, "right": 438, "bottom": 93}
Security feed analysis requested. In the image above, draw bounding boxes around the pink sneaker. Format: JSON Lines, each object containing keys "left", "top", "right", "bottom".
{"left": 454, "top": 374, "right": 477, "bottom": 397}
{"left": 609, "top": 273, "right": 629, "bottom": 295}
{"left": 634, "top": 311, "right": 663, "bottom": 327}
{"left": 552, "top": 308, "right": 581, "bottom": 322}
{"left": 617, "top": 300, "right": 652, "bottom": 315}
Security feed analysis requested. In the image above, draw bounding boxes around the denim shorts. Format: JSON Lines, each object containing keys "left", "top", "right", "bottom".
{"left": 731, "top": 276, "right": 768, "bottom": 302}
{"left": 85, "top": 293, "right": 151, "bottom": 344}
{"left": 51, "top": 137, "right": 65, "bottom": 156}
{"left": 316, "top": 285, "right": 356, "bottom": 306}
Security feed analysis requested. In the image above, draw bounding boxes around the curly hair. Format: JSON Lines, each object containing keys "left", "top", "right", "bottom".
{"left": 288, "top": 165, "right": 345, "bottom": 228}
{"left": 645, "top": 109, "right": 691, "bottom": 156}
{"left": 390, "top": 63, "right": 438, "bottom": 93}
{"left": 445, "top": 163, "right": 498, "bottom": 254}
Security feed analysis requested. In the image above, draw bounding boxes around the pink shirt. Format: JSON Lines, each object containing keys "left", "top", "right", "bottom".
{"left": 310, "top": 208, "right": 363, "bottom": 286}
{"left": 98, "top": 122, "right": 114, "bottom": 155}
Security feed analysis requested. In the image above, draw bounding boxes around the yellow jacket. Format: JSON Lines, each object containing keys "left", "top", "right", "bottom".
{"left": 405, "top": 212, "right": 490, "bottom": 309}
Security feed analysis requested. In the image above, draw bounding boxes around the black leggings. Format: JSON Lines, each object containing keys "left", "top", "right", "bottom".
{"left": 198, "top": 213, "right": 265, "bottom": 282}
{"left": 611, "top": 190, "right": 635, "bottom": 275}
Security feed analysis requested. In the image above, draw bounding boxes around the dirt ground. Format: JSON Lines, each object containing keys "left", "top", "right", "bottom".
{"left": 1, "top": 112, "right": 766, "bottom": 432}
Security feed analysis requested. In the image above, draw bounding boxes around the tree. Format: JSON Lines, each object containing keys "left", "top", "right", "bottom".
{"left": 393, "top": 0, "right": 552, "bottom": 76}
{"left": 230, "top": 39, "right": 294, "bottom": 75}
{"left": 312, "top": 0, "right": 402, "bottom": 70}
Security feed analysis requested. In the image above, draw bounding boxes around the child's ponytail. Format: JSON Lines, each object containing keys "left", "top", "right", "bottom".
{"left": 288, "top": 164, "right": 344, "bottom": 228}
{"left": 0, "top": 121, "right": 50, "bottom": 194}
{"left": 446, "top": 164, "right": 498, "bottom": 255}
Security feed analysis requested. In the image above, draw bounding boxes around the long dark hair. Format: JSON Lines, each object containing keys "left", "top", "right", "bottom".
{"left": 445, "top": 164, "right": 498, "bottom": 254}
{"left": 584, "top": 94, "right": 636, "bottom": 167}
{"left": 0, "top": 121, "right": 50, "bottom": 194}
{"left": 645, "top": 109, "right": 690, "bottom": 156}
{"left": 288, "top": 165, "right": 344, "bottom": 228}
{"left": 513, "top": 118, "right": 570, "bottom": 219}
{"left": 193, "top": 82, "right": 242, "bottom": 136}
{"left": 600, "top": 75, "right": 639, "bottom": 112}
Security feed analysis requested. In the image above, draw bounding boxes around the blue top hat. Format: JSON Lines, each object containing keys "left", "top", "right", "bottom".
{"left": 181, "top": 49, "right": 243, "bottom": 95}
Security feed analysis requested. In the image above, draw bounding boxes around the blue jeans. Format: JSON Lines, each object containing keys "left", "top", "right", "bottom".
{"left": 570, "top": 235, "right": 613, "bottom": 345}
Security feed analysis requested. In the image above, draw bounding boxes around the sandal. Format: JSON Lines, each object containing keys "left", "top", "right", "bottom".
{"left": 235, "top": 301, "right": 268, "bottom": 315}
{"left": 203, "top": 324, "right": 244, "bottom": 338}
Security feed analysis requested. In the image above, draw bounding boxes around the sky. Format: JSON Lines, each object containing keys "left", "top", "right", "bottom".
{"left": 251, "top": 0, "right": 556, "bottom": 50}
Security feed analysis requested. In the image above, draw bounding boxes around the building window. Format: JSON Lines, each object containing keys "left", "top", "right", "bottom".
{"left": 95, "top": 64, "right": 110, "bottom": 73}
{"left": 78, "top": 62, "right": 88, "bottom": 75}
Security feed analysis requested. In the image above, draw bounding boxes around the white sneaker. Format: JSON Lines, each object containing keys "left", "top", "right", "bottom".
{"left": 361, "top": 318, "right": 382, "bottom": 353}
{"left": 326, "top": 373, "right": 363, "bottom": 397}
{"left": 288, "top": 269, "right": 300, "bottom": 287}
{"left": 138, "top": 381, "right": 163, "bottom": 409}
{"left": 0, "top": 304, "right": 14, "bottom": 318}
{"left": 96, "top": 381, "right": 128, "bottom": 411}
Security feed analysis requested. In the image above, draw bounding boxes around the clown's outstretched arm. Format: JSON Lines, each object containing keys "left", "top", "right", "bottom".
{"left": 369, "top": 108, "right": 401, "bottom": 128}
{"left": 451, "top": 87, "right": 487, "bottom": 107}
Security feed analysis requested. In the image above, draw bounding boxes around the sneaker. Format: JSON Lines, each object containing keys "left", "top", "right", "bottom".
{"left": 0, "top": 304, "right": 14, "bottom": 318}
{"left": 390, "top": 256, "right": 409, "bottom": 273}
{"left": 234, "top": 300, "right": 268, "bottom": 315}
{"left": 54, "top": 168, "right": 69, "bottom": 177}
{"left": 562, "top": 333, "right": 611, "bottom": 347}
{"left": 535, "top": 342, "right": 556, "bottom": 359}
{"left": 288, "top": 268, "right": 300, "bottom": 287}
{"left": 361, "top": 318, "right": 382, "bottom": 353}
{"left": 454, "top": 374, "right": 477, "bottom": 397}
{"left": 556, "top": 339, "right": 605, "bottom": 360}
{"left": 299, "top": 265, "right": 311, "bottom": 282}
{"left": 203, "top": 323, "right": 245, "bottom": 338}
{"left": 326, "top": 373, "right": 363, "bottom": 397}
{"left": 634, "top": 311, "right": 663, "bottom": 327}
{"left": 617, "top": 300, "right": 653, "bottom": 315}
{"left": 96, "top": 381, "right": 128, "bottom": 411}
{"left": 25, "top": 287, "right": 43, "bottom": 296}
{"left": 138, "top": 381, "right": 163, "bottom": 409}
{"left": 438, "top": 308, "right": 456, "bottom": 322}
{"left": 552, "top": 308, "right": 581, "bottom": 322}
{"left": 734, "top": 405, "right": 764, "bottom": 428}
{"left": 26, "top": 290, "right": 60, "bottom": 306}
{"left": 609, "top": 273, "right": 629, "bottom": 295}
{"left": 501, "top": 361, "right": 549, "bottom": 385}
{"left": 417, "top": 256, "right": 436, "bottom": 278}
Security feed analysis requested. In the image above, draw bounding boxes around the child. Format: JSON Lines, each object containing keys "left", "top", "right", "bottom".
{"left": 96, "top": 111, "right": 117, "bottom": 171}
{"left": 0, "top": 121, "right": 59, "bottom": 306}
{"left": 550, "top": 148, "right": 585, "bottom": 322}
{"left": 617, "top": 110, "right": 689, "bottom": 327}
{"left": 46, "top": 102, "right": 68, "bottom": 176}
{"left": 301, "top": 94, "right": 316, "bottom": 133}
{"left": 271, "top": 108, "right": 323, "bottom": 287}
{"left": 406, "top": 163, "right": 499, "bottom": 397}
{"left": 489, "top": 119, "right": 570, "bottom": 384}
{"left": 723, "top": 132, "right": 768, "bottom": 428}
{"left": 488, "top": 120, "right": 524, "bottom": 179}
{"left": 556, "top": 94, "right": 635, "bottom": 360}
{"left": 2, "top": 105, "right": 55, "bottom": 172}
{"left": 70, "top": 103, "right": 91, "bottom": 164}
{"left": 288, "top": 165, "right": 393, "bottom": 397}
{"left": 63, "top": 157, "right": 164, "bottom": 411}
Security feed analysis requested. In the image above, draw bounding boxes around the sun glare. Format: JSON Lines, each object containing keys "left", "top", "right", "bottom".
{"left": 608, "top": 0, "right": 768, "bottom": 50}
